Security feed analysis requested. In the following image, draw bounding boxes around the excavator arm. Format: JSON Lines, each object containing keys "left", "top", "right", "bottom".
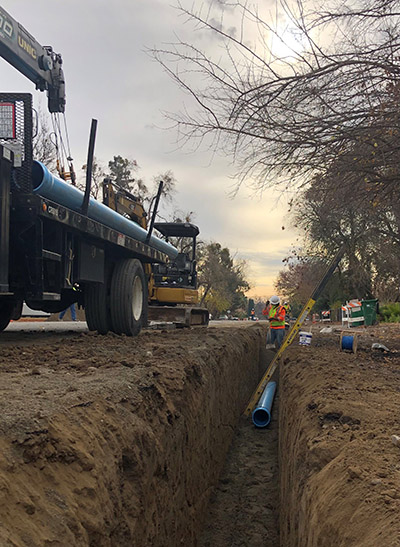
{"left": 0, "top": 6, "right": 65, "bottom": 112}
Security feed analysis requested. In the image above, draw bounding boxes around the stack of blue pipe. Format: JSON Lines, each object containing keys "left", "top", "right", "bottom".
{"left": 31, "top": 161, "right": 178, "bottom": 260}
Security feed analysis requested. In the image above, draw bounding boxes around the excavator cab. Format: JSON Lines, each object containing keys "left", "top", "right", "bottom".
{"left": 148, "top": 222, "right": 209, "bottom": 326}
{"left": 152, "top": 222, "right": 199, "bottom": 290}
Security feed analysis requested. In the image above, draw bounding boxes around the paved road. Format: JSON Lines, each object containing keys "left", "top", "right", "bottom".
{"left": 5, "top": 321, "right": 89, "bottom": 333}
{"left": 5, "top": 319, "right": 261, "bottom": 333}
{"left": 1, "top": 320, "right": 262, "bottom": 340}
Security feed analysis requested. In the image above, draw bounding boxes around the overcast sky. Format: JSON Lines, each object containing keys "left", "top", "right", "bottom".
{"left": 0, "top": 0, "right": 299, "bottom": 297}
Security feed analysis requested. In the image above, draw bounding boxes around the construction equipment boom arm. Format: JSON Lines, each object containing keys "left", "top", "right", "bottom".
{"left": 0, "top": 6, "right": 65, "bottom": 112}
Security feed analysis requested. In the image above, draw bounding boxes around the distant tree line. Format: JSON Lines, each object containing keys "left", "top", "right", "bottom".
{"left": 197, "top": 242, "right": 250, "bottom": 318}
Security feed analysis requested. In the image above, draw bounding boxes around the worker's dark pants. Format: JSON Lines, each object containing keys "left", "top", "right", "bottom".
{"left": 270, "top": 328, "right": 285, "bottom": 348}
{"left": 59, "top": 304, "right": 77, "bottom": 321}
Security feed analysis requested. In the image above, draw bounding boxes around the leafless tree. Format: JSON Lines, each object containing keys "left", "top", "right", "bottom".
{"left": 32, "top": 110, "right": 57, "bottom": 171}
{"left": 290, "top": 124, "right": 400, "bottom": 299}
{"left": 151, "top": 0, "right": 400, "bottom": 191}
{"left": 81, "top": 156, "right": 107, "bottom": 199}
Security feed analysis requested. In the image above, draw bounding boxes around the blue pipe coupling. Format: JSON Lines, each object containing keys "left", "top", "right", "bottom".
{"left": 31, "top": 161, "right": 179, "bottom": 260}
{"left": 252, "top": 381, "right": 277, "bottom": 428}
{"left": 341, "top": 335, "right": 355, "bottom": 351}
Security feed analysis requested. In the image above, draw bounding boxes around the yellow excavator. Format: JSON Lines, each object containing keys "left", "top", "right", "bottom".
{"left": 102, "top": 179, "right": 209, "bottom": 327}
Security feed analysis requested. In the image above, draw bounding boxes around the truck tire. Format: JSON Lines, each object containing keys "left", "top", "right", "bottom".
{"left": 85, "top": 281, "right": 111, "bottom": 334}
{"left": 110, "top": 259, "right": 147, "bottom": 336}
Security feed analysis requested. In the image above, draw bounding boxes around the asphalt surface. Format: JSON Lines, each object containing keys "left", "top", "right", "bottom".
{"left": 5, "top": 319, "right": 261, "bottom": 334}
{"left": 5, "top": 321, "right": 89, "bottom": 333}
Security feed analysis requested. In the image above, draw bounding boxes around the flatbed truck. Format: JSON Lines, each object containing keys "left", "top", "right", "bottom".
{"left": 0, "top": 6, "right": 208, "bottom": 336}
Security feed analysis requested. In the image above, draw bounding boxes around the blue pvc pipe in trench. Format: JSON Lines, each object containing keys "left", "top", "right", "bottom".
{"left": 252, "top": 381, "right": 277, "bottom": 428}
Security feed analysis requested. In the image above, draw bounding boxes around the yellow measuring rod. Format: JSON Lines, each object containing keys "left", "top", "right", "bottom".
{"left": 244, "top": 297, "right": 315, "bottom": 416}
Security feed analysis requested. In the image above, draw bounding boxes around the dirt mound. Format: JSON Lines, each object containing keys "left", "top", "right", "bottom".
{"left": 280, "top": 324, "right": 400, "bottom": 547}
{"left": 0, "top": 325, "right": 266, "bottom": 546}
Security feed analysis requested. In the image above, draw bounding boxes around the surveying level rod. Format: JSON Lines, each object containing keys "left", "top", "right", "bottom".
{"left": 244, "top": 297, "right": 316, "bottom": 416}
{"left": 310, "top": 247, "right": 345, "bottom": 301}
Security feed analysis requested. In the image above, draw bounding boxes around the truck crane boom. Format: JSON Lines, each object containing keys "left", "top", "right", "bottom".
{"left": 0, "top": 5, "right": 65, "bottom": 112}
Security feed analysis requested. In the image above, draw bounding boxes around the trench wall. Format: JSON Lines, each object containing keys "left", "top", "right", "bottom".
{"left": 279, "top": 343, "right": 400, "bottom": 547}
{"left": 0, "top": 325, "right": 266, "bottom": 547}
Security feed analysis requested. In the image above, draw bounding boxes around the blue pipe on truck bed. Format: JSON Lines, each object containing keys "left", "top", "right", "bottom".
{"left": 31, "top": 161, "right": 178, "bottom": 260}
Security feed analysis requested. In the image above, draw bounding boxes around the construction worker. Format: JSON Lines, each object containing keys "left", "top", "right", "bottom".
{"left": 282, "top": 301, "right": 291, "bottom": 330}
{"left": 262, "top": 300, "right": 270, "bottom": 317}
{"left": 59, "top": 284, "right": 79, "bottom": 321}
{"left": 267, "top": 295, "right": 286, "bottom": 348}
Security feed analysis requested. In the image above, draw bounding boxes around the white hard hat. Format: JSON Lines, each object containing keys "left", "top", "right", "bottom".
{"left": 270, "top": 295, "right": 280, "bottom": 305}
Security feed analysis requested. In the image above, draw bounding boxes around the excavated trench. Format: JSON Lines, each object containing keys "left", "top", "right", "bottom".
{"left": 0, "top": 324, "right": 277, "bottom": 546}
{"left": 0, "top": 323, "right": 399, "bottom": 546}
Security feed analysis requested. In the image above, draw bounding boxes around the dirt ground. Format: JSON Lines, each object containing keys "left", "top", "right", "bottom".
{"left": 280, "top": 323, "right": 400, "bottom": 547}
{"left": 0, "top": 321, "right": 400, "bottom": 546}
{"left": 197, "top": 323, "right": 400, "bottom": 547}
{"left": 199, "top": 388, "right": 280, "bottom": 547}
{"left": 0, "top": 323, "right": 266, "bottom": 546}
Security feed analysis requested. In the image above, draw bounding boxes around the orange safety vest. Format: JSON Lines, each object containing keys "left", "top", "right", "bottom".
{"left": 268, "top": 305, "right": 285, "bottom": 329}
{"left": 262, "top": 304, "right": 271, "bottom": 316}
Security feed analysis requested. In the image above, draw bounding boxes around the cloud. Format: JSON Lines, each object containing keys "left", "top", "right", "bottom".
{"left": 209, "top": 17, "right": 224, "bottom": 31}
{"left": 203, "top": 0, "right": 235, "bottom": 13}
